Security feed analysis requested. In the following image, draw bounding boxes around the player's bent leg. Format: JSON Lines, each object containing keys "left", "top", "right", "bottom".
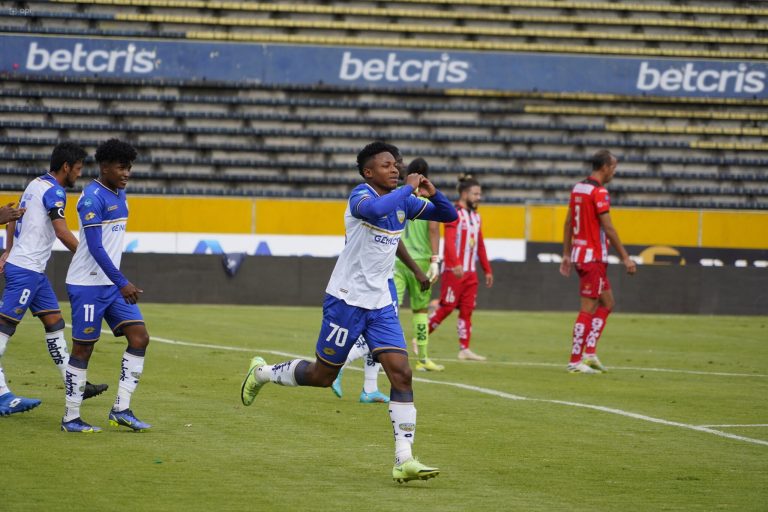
{"left": 242, "top": 357, "right": 337, "bottom": 406}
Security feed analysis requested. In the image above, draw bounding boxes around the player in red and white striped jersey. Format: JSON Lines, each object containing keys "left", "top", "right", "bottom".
{"left": 560, "top": 150, "right": 636, "bottom": 374}
{"left": 429, "top": 175, "right": 494, "bottom": 361}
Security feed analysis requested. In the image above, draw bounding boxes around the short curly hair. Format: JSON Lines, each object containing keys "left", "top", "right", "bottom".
{"left": 94, "top": 139, "right": 137, "bottom": 165}
{"left": 356, "top": 141, "right": 398, "bottom": 177}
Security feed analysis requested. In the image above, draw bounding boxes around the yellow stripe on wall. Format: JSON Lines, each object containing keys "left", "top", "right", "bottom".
{"left": 1, "top": 193, "right": 765, "bottom": 249}
{"left": 701, "top": 211, "right": 768, "bottom": 250}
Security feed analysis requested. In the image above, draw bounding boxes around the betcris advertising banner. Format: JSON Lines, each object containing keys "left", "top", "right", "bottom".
{"left": 1, "top": 34, "right": 767, "bottom": 98}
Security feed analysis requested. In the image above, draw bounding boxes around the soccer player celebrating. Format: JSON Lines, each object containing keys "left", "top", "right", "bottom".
{"left": 62, "top": 139, "right": 151, "bottom": 432}
{"left": 0, "top": 202, "right": 25, "bottom": 225}
{"left": 429, "top": 174, "right": 494, "bottom": 361}
{"left": 0, "top": 142, "right": 107, "bottom": 416}
{"left": 560, "top": 150, "right": 637, "bottom": 374}
{"left": 240, "top": 141, "right": 457, "bottom": 482}
{"left": 394, "top": 157, "right": 444, "bottom": 371}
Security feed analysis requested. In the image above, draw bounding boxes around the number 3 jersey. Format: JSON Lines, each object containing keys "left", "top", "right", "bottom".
{"left": 7, "top": 174, "right": 68, "bottom": 273}
{"left": 568, "top": 177, "right": 610, "bottom": 264}
{"left": 66, "top": 180, "right": 129, "bottom": 287}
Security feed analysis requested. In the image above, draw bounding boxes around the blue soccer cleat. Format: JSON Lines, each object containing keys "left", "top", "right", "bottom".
{"left": 108, "top": 408, "right": 152, "bottom": 431}
{"left": 61, "top": 417, "right": 102, "bottom": 433}
{"left": 359, "top": 390, "right": 389, "bottom": 404}
{"left": 0, "top": 392, "right": 41, "bottom": 416}
{"left": 331, "top": 369, "right": 344, "bottom": 398}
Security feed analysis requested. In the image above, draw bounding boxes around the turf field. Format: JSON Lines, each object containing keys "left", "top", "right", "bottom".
{"left": 3, "top": 304, "right": 767, "bottom": 511}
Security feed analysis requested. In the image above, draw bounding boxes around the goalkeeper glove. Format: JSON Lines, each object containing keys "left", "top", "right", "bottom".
{"left": 426, "top": 255, "right": 441, "bottom": 284}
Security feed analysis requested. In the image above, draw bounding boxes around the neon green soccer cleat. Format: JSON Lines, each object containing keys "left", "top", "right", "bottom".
{"left": 240, "top": 356, "right": 267, "bottom": 406}
{"left": 392, "top": 458, "right": 440, "bottom": 483}
{"left": 415, "top": 359, "right": 445, "bottom": 372}
{"left": 583, "top": 355, "right": 608, "bottom": 373}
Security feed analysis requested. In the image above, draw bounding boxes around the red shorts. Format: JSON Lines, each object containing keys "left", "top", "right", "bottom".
{"left": 575, "top": 262, "right": 611, "bottom": 299}
{"left": 439, "top": 270, "right": 479, "bottom": 310}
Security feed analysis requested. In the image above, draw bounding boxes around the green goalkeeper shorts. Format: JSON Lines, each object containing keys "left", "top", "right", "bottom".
{"left": 394, "top": 258, "right": 432, "bottom": 311}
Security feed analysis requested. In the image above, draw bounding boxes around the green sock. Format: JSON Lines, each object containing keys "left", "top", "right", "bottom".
{"left": 413, "top": 313, "right": 429, "bottom": 362}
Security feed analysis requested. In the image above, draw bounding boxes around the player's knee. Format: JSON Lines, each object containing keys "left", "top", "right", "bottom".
{"left": 0, "top": 320, "right": 17, "bottom": 337}
{"left": 44, "top": 318, "right": 66, "bottom": 333}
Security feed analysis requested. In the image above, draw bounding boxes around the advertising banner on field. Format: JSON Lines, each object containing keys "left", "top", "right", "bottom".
{"left": 528, "top": 242, "right": 768, "bottom": 268}
{"left": 1, "top": 34, "right": 766, "bottom": 98}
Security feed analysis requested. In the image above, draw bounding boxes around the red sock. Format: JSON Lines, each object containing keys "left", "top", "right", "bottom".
{"left": 570, "top": 311, "right": 592, "bottom": 364}
{"left": 584, "top": 307, "right": 611, "bottom": 357}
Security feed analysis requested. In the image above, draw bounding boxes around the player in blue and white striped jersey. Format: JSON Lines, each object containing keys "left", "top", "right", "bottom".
{"left": 0, "top": 142, "right": 107, "bottom": 417}
{"left": 241, "top": 141, "right": 457, "bottom": 483}
{"left": 61, "top": 139, "right": 151, "bottom": 433}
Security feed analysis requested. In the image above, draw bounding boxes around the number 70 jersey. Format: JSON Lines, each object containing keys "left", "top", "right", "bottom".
{"left": 568, "top": 178, "right": 610, "bottom": 264}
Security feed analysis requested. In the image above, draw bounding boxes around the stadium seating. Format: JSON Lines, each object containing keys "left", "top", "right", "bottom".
{"left": 1, "top": 1, "right": 766, "bottom": 208}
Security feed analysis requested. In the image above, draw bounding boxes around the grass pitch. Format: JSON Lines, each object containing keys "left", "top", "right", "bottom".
{"left": 2, "top": 305, "right": 767, "bottom": 511}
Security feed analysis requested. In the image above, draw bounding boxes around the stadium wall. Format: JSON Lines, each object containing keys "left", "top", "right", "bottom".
{"left": 40, "top": 252, "right": 767, "bottom": 316}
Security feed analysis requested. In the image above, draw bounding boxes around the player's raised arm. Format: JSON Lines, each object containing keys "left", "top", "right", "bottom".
{"left": 410, "top": 184, "right": 457, "bottom": 223}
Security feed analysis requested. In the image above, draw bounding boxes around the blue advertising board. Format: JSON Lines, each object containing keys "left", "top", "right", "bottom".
{"left": 1, "top": 34, "right": 766, "bottom": 98}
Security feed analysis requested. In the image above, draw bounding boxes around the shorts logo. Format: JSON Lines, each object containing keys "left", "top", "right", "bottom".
{"left": 323, "top": 347, "right": 336, "bottom": 356}
{"left": 84, "top": 212, "right": 96, "bottom": 221}
{"left": 397, "top": 209, "right": 405, "bottom": 223}
{"left": 14, "top": 308, "right": 24, "bottom": 315}
{"left": 399, "top": 422, "right": 416, "bottom": 432}
{"left": 83, "top": 327, "right": 96, "bottom": 334}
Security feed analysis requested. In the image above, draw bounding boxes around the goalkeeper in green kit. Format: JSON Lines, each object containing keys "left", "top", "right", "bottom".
{"left": 394, "top": 157, "right": 445, "bottom": 372}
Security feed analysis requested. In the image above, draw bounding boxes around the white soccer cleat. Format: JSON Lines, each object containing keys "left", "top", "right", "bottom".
{"left": 567, "top": 361, "right": 601, "bottom": 374}
{"left": 458, "top": 348, "right": 486, "bottom": 361}
{"left": 583, "top": 355, "right": 608, "bottom": 373}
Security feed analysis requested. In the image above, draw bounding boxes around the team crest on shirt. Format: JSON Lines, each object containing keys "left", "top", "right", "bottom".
{"left": 84, "top": 212, "right": 96, "bottom": 221}
{"left": 396, "top": 209, "right": 405, "bottom": 223}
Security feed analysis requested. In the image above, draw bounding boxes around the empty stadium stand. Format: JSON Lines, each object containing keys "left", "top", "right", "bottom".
{"left": 1, "top": 0, "right": 766, "bottom": 209}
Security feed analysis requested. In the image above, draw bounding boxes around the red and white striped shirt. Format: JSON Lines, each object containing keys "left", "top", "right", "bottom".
{"left": 568, "top": 178, "right": 610, "bottom": 264}
{"left": 443, "top": 205, "right": 492, "bottom": 273}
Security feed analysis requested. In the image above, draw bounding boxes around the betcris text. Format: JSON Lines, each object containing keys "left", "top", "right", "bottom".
{"left": 339, "top": 51, "right": 469, "bottom": 84}
{"left": 25, "top": 42, "right": 156, "bottom": 74}
{"left": 636, "top": 62, "right": 765, "bottom": 94}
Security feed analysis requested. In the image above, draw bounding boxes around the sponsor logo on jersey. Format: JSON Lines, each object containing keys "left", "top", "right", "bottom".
{"left": 25, "top": 42, "right": 156, "bottom": 74}
{"left": 339, "top": 51, "right": 469, "bottom": 84}
{"left": 56, "top": 189, "right": 65, "bottom": 197}
{"left": 636, "top": 61, "right": 766, "bottom": 94}
{"left": 111, "top": 224, "right": 126, "bottom": 232}
{"left": 84, "top": 212, "right": 96, "bottom": 221}
{"left": 83, "top": 198, "right": 93, "bottom": 207}
{"left": 107, "top": 205, "right": 118, "bottom": 211}
{"left": 373, "top": 234, "right": 400, "bottom": 245}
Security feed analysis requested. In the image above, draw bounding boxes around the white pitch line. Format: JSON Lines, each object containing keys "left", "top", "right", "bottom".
{"left": 150, "top": 335, "right": 768, "bottom": 448}
{"left": 698, "top": 424, "right": 768, "bottom": 428}
{"left": 427, "top": 358, "right": 768, "bottom": 378}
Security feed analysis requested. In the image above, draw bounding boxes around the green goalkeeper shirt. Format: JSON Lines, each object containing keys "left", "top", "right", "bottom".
{"left": 402, "top": 213, "right": 433, "bottom": 260}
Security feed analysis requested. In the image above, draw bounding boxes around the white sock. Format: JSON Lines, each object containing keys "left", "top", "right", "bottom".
{"left": 363, "top": 355, "right": 380, "bottom": 394}
{"left": 345, "top": 336, "right": 369, "bottom": 365}
{"left": 389, "top": 401, "right": 417, "bottom": 465}
{"left": 256, "top": 359, "right": 304, "bottom": 386}
{"left": 44, "top": 329, "right": 70, "bottom": 381}
{"left": 113, "top": 351, "right": 144, "bottom": 412}
{"left": 63, "top": 365, "right": 87, "bottom": 421}
{"left": 0, "top": 333, "right": 10, "bottom": 395}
